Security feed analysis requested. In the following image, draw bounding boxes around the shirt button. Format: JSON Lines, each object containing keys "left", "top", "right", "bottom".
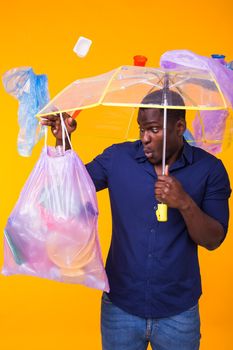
{"left": 148, "top": 253, "right": 152, "bottom": 258}
{"left": 150, "top": 229, "right": 155, "bottom": 233}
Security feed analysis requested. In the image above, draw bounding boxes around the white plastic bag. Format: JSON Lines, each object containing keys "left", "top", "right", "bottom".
{"left": 2, "top": 115, "right": 109, "bottom": 292}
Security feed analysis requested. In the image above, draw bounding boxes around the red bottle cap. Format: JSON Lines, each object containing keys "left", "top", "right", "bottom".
{"left": 133, "top": 55, "right": 148, "bottom": 67}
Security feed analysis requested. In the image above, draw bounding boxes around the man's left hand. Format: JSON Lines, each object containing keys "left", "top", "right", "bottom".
{"left": 155, "top": 168, "right": 190, "bottom": 210}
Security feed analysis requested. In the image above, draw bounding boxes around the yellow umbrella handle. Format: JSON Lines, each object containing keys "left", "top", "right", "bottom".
{"left": 156, "top": 203, "right": 168, "bottom": 222}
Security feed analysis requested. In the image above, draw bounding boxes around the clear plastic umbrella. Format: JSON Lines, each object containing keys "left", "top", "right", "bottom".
{"left": 37, "top": 65, "right": 230, "bottom": 221}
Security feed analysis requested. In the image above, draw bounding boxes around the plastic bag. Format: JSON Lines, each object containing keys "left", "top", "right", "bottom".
{"left": 160, "top": 50, "right": 233, "bottom": 154}
{"left": 2, "top": 67, "right": 50, "bottom": 157}
{"left": 2, "top": 120, "right": 109, "bottom": 292}
{"left": 192, "top": 109, "right": 229, "bottom": 154}
{"left": 160, "top": 49, "right": 233, "bottom": 108}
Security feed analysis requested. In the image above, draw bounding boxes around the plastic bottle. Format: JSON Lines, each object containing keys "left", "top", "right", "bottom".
{"left": 211, "top": 54, "right": 226, "bottom": 65}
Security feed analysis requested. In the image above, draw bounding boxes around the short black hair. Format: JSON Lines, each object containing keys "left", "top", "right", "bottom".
{"left": 140, "top": 89, "right": 186, "bottom": 122}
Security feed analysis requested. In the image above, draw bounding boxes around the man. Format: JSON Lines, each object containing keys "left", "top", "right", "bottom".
{"left": 41, "top": 90, "right": 231, "bottom": 350}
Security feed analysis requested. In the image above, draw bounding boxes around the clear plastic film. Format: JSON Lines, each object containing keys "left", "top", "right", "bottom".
{"left": 36, "top": 65, "right": 230, "bottom": 150}
{"left": 160, "top": 50, "right": 233, "bottom": 153}
{"left": 38, "top": 65, "right": 228, "bottom": 118}
{"left": 2, "top": 67, "right": 50, "bottom": 156}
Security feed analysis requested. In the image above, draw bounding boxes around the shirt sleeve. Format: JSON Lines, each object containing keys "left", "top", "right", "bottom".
{"left": 85, "top": 145, "right": 115, "bottom": 191}
{"left": 202, "top": 159, "right": 231, "bottom": 235}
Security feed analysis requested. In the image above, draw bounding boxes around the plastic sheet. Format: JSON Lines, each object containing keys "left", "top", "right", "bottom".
{"left": 192, "top": 109, "right": 229, "bottom": 154}
{"left": 160, "top": 50, "right": 233, "bottom": 153}
{"left": 2, "top": 67, "right": 50, "bottom": 156}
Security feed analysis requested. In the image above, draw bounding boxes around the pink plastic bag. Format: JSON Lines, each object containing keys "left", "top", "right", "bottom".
{"left": 160, "top": 50, "right": 233, "bottom": 154}
{"left": 2, "top": 120, "right": 109, "bottom": 292}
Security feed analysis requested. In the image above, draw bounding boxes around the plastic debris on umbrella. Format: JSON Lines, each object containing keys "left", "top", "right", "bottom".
{"left": 133, "top": 55, "right": 148, "bottom": 67}
{"left": 2, "top": 67, "right": 50, "bottom": 156}
{"left": 160, "top": 50, "right": 233, "bottom": 154}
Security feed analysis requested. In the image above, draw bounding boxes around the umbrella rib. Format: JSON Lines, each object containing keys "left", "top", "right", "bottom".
{"left": 172, "top": 83, "right": 199, "bottom": 107}
{"left": 107, "top": 79, "right": 163, "bottom": 93}
{"left": 98, "top": 66, "right": 123, "bottom": 105}
{"left": 168, "top": 76, "right": 192, "bottom": 89}
{"left": 207, "top": 70, "right": 228, "bottom": 108}
{"left": 195, "top": 110, "right": 207, "bottom": 143}
{"left": 124, "top": 107, "right": 137, "bottom": 140}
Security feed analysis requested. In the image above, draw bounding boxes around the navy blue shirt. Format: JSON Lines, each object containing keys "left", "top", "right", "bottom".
{"left": 86, "top": 140, "right": 231, "bottom": 318}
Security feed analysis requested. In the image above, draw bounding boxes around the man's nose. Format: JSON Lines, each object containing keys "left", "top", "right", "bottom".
{"left": 141, "top": 131, "right": 151, "bottom": 144}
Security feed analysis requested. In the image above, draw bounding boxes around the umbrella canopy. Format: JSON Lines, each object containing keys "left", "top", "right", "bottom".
{"left": 38, "top": 65, "right": 228, "bottom": 116}
{"left": 37, "top": 65, "right": 230, "bottom": 143}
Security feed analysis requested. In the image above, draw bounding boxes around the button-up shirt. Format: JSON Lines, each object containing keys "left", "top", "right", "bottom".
{"left": 86, "top": 140, "right": 231, "bottom": 318}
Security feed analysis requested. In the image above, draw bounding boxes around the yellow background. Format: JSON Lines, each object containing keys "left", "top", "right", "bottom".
{"left": 0, "top": 1, "right": 233, "bottom": 349}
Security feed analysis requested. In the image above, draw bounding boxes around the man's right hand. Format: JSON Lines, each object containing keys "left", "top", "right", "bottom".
{"left": 40, "top": 112, "right": 77, "bottom": 148}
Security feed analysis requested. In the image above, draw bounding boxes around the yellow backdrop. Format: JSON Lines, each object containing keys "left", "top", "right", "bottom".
{"left": 0, "top": 1, "right": 232, "bottom": 349}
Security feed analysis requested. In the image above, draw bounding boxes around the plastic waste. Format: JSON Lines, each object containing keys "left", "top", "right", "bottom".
{"left": 192, "top": 109, "right": 229, "bottom": 154}
{"left": 2, "top": 118, "right": 109, "bottom": 291}
{"left": 160, "top": 50, "right": 233, "bottom": 108}
{"left": 73, "top": 36, "right": 92, "bottom": 57}
{"left": 133, "top": 55, "right": 148, "bottom": 66}
{"left": 160, "top": 50, "right": 233, "bottom": 153}
{"left": 2, "top": 67, "right": 49, "bottom": 156}
{"left": 226, "top": 61, "right": 233, "bottom": 70}
{"left": 211, "top": 54, "right": 226, "bottom": 65}
{"left": 183, "top": 129, "right": 196, "bottom": 146}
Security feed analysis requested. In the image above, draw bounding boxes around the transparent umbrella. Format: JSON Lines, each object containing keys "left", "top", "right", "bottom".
{"left": 37, "top": 65, "right": 230, "bottom": 221}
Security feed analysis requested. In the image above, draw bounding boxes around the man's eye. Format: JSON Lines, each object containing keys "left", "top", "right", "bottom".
{"left": 151, "top": 128, "right": 158, "bottom": 133}
{"left": 139, "top": 128, "right": 144, "bottom": 133}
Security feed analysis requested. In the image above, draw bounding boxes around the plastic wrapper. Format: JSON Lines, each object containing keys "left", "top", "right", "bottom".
{"left": 2, "top": 137, "right": 109, "bottom": 292}
{"left": 160, "top": 50, "right": 233, "bottom": 106}
{"left": 160, "top": 50, "right": 233, "bottom": 154}
{"left": 192, "top": 109, "right": 229, "bottom": 154}
{"left": 183, "top": 128, "right": 196, "bottom": 147}
{"left": 2, "top": 67, "right": 50, "bottom": 156}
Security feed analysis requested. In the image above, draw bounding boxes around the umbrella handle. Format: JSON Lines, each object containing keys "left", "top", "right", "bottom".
{"left": 156, "top": 203, "right": 167, "bottom": 222}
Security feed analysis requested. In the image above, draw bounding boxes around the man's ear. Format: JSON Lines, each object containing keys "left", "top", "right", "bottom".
{"left": 176, "top": 119, "right": 186, "bottom": 136}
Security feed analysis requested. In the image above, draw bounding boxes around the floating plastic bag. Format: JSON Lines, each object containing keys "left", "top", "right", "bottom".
{"left": 160, "top": 50, "right": 233, "bottom": 154}
{"left": 2, "top": 67, "right": 50, "bottom": 157}
{"left": 192, "top": 109, "right": 229, "bottom": 154}
{"left": 160, "top": 49, "right": 233, "bottom": 107}
{"left": 2, "top": 118, "right": 109, "bottom": 292}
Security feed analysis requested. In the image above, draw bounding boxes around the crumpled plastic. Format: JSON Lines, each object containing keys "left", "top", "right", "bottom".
{"left": 2, "top": 145, "right": 109, "bottom": 292}
{"left": 160, "top": 50, "right": 233, "bottom": 154}
{"left": 2, "top": 67, "right": 50, "bottom": 156}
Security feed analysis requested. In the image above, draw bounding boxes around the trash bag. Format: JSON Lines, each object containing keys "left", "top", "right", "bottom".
{"left": 192, "top": 109, "right": 229, "bottom": 154}
{"left": 2, "top": 119, "right": 109, "bottom": 292}
{"left": 160, "top": 49, "right": 233, "bottom": 154}
{"left": 2, "top": 67, "right": 50, "bottom": 157}
{"left": 160, "top": 49, "right": 233, "bottom": 108}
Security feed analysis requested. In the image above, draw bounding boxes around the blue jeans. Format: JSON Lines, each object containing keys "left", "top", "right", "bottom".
{"left": 101, "top": 292, "right": 200, "bottom": 350}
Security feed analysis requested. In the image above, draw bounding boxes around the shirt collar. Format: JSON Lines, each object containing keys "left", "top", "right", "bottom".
{"left": 182, "top": 138, "right": 193, "bottom": 164}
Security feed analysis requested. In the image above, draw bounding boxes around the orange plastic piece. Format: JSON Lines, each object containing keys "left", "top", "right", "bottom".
{"left": 133, "top": 55, "right": 148, "bottom": 67}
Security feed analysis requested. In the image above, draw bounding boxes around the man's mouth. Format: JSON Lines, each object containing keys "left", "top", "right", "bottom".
{"left": 144, "top": 149, "right": 153, "bottom": 158}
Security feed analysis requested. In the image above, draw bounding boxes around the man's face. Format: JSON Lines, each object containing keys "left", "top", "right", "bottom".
{"left": 137, "top": 108, "right": 185, "bottom": 165}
